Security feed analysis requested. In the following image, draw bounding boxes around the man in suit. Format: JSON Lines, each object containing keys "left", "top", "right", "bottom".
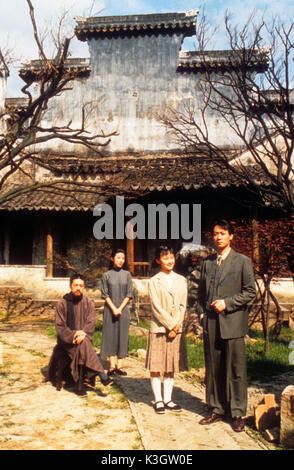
{"left": 197, "top": 220, "right": 256, "bottom": 432}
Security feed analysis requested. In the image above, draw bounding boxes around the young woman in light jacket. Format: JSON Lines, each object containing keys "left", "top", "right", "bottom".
{"left": 145, "top": 245, "right": 188, "bottom": 414}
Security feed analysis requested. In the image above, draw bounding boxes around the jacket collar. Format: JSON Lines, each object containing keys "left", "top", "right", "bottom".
{"left": 156, "top": 271, "right": 176, "bottom": 295}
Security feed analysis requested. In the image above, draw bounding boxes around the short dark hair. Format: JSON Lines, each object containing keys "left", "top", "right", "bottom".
{"left": 212, "top": 219, "right": 234, "bottom": 235}
{"left": 111, "top": 248, "right": 126, "bottom": 258}
{"left": 109, "top": 248, "right": 127, "bottom": 268}
{"left": 155, "top": 245, "right": 175, "bottom": 260}
{"left": 70, "top": 273, "right": 85, "bottom": 285}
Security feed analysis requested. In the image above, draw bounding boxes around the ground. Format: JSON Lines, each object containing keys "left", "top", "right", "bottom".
{"left": 0, "top": 321, "right": 293, "bottom": 451}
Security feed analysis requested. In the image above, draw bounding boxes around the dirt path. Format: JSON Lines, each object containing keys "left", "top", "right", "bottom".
{"left": 0, "top": 323, "right": 273, "bottom": 450}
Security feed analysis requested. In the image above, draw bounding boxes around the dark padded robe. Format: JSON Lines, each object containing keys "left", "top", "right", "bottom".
{"left": 48, "top": 294, "right": 104, "bottom": 384}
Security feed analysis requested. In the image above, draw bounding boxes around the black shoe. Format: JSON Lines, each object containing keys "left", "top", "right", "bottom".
{"left": 107, "top": 369, "right": 116, "bottom": 376}
{"left": 100, "top": 373, "right": 114, "bottom": 386}
{"left": 199, "top": 412, "right": 224, "bottom": 425}
{"left": 115, "top": 368, "right": 127, "bottom": 376}
{"left": 164, "top": 401, "right": 182, "bottom": 412}
{"left": 75, "top": 385, "right": 87, "bottom": 396}
{"left": 231, "top": 416, "right": 245, "bottom": 432}
{"left": 153, "top": 401, "right": 165, "bottom": 414}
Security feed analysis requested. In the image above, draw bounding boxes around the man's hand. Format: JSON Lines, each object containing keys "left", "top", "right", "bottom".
{"left": 73, "top": 330, "right": 86, "bottom": 344}
{"left": 210, "top": 299, "right": 226, "bottom": 314}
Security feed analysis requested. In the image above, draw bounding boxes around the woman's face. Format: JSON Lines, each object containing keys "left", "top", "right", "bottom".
{"left": 156, "top": 251, "right": 175, "bottom": 273}
{"left": 113, "top": 252, "right": 125, "bottom": 269}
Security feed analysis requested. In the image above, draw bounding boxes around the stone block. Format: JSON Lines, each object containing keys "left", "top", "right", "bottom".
{"left": 129, "top": 325, "right": 149, "bottom": 337}
{"left": 280, "top": 385, "right": 294, "bottom": 449}
{"left": 137, "top": 349, "right": 147, "bottom": 360}
{"left": 254, "top": 394, "right": 280, "bottom": 432}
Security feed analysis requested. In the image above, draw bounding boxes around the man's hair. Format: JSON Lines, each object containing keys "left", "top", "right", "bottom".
{"left": 70, "top": 273, "right": 85, "bottom": 285}
{"left": 212, "top": 219, "right": 234, "bottom": 235}
{"left": 155, "top": 245, "right": 175, "bottom": 260}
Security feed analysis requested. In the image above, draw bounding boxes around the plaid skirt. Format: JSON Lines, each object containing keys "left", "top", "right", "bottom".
{"left": 145, "top": 332, "right": 188, "bottom": 374}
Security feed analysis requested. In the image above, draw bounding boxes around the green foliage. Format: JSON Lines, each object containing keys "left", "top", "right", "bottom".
{"left": 246, "top": 327, "right": 294, "bottom": 381}
{"left": 46, "top": 325, "right": 57, "bottom": 338}
{"left": 186, "top": 338, "right": 205, "bottom": 370}
{"left": 128, "top": 335, "right": 147, "bottom": 356}
{"left": 45, "top": 323, "right": 293, "bottom": 383}
{"left": 184, "top": 327, "right": 294, "bottom": 380}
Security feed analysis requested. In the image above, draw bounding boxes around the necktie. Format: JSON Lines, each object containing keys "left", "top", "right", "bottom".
{"left": 217, "top": 256, "right": 223, "bottom": 266}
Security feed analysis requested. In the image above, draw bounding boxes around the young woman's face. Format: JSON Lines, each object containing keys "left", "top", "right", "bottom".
{"left": 156, "top": 251, "right": 175, "bottom": 272}
{"left": 113, "top": 252, "right": 125, "bottom": 269}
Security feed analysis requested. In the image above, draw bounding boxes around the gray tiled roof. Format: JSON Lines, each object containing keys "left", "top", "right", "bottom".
{"left": 75, "top": 11, "right": 198, "bottom": 41}
{"left": 0, "top": 154, "right": 273, "bottom": 211}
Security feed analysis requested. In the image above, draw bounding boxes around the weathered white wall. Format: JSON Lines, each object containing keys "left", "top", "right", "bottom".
{"left": 0, "top": 265, "right": 69, "bottom": 300}
{"left": 32, "top": 32, "right": 245, "bottom": 156}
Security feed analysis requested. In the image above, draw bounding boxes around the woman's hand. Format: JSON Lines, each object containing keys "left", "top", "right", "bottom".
{"left": 168, "top": 323, "right": 181, "bottom": 339}
{"left": 168, "top": 330, "right": 177, "bottom": 339}
{"left": 112, "top": 307, "right": 122, "bottom": 317}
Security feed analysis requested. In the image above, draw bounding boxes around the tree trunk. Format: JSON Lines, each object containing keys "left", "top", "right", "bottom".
{"left": 270, "top": 289, "right": 284, "bottom": 336}
{"left": 264, "top": 287, "right": 271, "bottom": 356}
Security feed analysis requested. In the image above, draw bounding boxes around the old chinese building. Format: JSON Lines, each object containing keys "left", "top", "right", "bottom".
{"left": 0, "top": 10, "right": 276, "bottom": 299}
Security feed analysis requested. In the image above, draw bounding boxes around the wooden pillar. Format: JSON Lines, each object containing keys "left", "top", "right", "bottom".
{"left": 46, "top": 231, "right": 53, "bottom": 278}
{"left": 4, "top": 230, "right": 10, "bottom": 265}
{"left": 126, "top": 219, "right": 134, "bottom": 275}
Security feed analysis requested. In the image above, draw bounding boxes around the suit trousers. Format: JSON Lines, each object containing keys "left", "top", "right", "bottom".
{"left": 203, "top": 315, "right": 247, "bottom": 417}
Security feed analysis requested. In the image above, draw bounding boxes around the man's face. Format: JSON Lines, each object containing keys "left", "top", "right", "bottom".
{"left": 70, "top": 278, "right": 85, "bottom": 297}
{"left": 213, "top": 225, "right": 233, "bottom": 252}
{"left": 156, "top": 251, "right": 175, "bottom": 272}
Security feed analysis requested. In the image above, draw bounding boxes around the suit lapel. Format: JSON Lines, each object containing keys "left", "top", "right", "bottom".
{"left": 218, "top": 249, "right": 237, "bottom": 284}
{"left": 205, "top": 255, "right": 217, "bottom": 295}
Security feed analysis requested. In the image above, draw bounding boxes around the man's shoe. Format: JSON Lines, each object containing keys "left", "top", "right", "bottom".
{"left": 232, "top": 416, "right": 245, "bottom": 432}
{"left": 100, "top": 373, "right": 114, "bottom": 386}
{"left": 199, "top": 412, "right": 224, "bottom": 425}
{"left": 115, "top": 368, "right": 127, "bottom": 376}
{"left": 75, "top": 386, "right": 87, "bottom": 396}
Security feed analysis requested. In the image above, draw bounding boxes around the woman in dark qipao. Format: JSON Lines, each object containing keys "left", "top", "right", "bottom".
{"left": 100, "top": 249, "right": 133, "bottom": 376}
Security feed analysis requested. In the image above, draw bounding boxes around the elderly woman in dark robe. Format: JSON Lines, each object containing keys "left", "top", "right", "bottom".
{"left": 48, "top": 273, "right": 112, "bottom": 395}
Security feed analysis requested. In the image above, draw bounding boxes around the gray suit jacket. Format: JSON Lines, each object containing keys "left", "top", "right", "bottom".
{"left": 198, "top": 249, "right": 256, "bottom": 339}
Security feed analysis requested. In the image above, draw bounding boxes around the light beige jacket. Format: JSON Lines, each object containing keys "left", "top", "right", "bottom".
{"left": 148, "top": 271, "right": 187, "bottom": 334}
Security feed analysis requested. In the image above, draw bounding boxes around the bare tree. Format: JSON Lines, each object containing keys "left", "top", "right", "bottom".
{"left": 0, "top": 0, "right": 118, "bottom": 207}
{"left": 163, "top": 10, "right": 294, "bottom": 213}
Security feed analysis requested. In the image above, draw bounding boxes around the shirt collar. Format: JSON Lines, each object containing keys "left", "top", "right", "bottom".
{"left": 217, "top": 246, "right": 231, "bottom": 262}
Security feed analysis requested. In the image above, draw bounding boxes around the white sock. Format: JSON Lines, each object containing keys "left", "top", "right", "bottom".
{"left": 150, "top": 376, "right": 163, "bottom": 404}
{"left": 163, "top": 377, "right": 174, "bottom": 404}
